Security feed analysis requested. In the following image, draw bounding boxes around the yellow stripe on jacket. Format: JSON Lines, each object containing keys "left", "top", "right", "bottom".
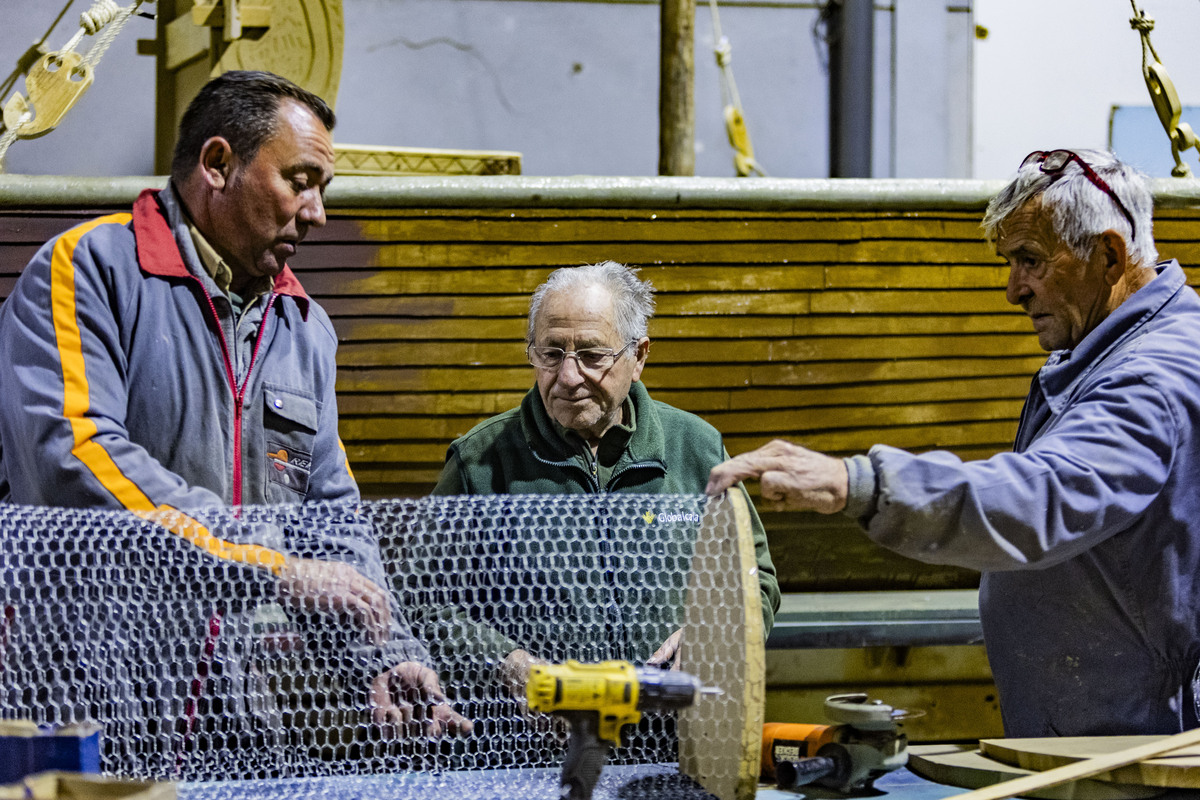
{"left": 50, "top": 214, "right": 287, "bottom": 575}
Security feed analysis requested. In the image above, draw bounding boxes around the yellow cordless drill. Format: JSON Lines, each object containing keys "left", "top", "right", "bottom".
{"left": 526, "top": 659, "right": 718, "bottom": 800}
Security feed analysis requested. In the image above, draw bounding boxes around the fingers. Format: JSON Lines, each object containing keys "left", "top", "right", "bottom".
{"left": 278, "top": 558, "right": 393, "bottom": 644}
{"left": 370, "top": 663, "right": 473, "bottom": 740}
{"left": 706, "top": 439, "right": 850, "bottom": 513}
{"left": 646, "top": 629, "right": 683, "bottom": 668}
{"left": 332, "top": 573, "right": 392, "bottom": 645}
{"left": 499, "top": 648, "right": 546, "bottom": 699}
{"left": 705, "top": 439, "right": 798, "bottom": 496}
{"left": 429, "top": 699, "right": 474, "bottom": 737}
{"left": 369, "top": 668, "right": 413, "bottom": 729}
{"left": 705, "top": 452, "right": 765, "bottom": 496}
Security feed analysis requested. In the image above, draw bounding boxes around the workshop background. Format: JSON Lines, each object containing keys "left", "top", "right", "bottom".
{"left": 5, "top": 0, "right": 1200, "bottom": 746}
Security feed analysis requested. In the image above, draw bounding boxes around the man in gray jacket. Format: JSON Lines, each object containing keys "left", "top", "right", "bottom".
{"left": 0, "top": 71, "right": 469, "bottom": 760}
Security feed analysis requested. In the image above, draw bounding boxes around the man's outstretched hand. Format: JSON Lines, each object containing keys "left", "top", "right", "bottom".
{"left": 370, "top": 662, "right": 474, "bottom": 738}
{"left": 706, "top": 439, "right": 849, "bottom": 514}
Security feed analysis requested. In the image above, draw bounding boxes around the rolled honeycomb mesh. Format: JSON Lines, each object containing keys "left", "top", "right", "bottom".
{"left": 0, "top": 493, "right": 758, "bottom": 800}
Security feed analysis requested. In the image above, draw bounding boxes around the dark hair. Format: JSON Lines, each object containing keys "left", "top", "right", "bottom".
{"left": 170, "top": 70, "right": 336, "bottom": 183}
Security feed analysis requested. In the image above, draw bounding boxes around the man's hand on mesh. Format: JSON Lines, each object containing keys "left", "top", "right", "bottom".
{"left": 706, "top": 438, "right": 848, "bottom": 513}
{"left": 276, "top": 557, "right": 392, "bottom": 645}
{"left": 499, "top": 648, "right": 560, "bottom": 734}
{"left": 646, "top": 629, "right": 683, "bottom": 670}
{"left": 370, "top": 662, "right": 474, "bottom": 738}
{"left": 499, "top": 648, "right": 547, "bottom": 699}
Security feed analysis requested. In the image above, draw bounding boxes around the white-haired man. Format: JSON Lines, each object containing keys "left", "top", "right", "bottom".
{"left": 431, "top": 261, "right": 780, "bottom": 687}
{"left": 708, "top": 149, "right": 1200, "bottom": 737}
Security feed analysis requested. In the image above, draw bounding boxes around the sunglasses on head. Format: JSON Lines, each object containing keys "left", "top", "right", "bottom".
{"left": 1020, "top": 150, "right": 1137, "bottom": 242}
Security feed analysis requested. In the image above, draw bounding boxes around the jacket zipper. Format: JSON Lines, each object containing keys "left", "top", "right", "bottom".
{"left": 196, "top": 281, "right": 276, "bottom": 506}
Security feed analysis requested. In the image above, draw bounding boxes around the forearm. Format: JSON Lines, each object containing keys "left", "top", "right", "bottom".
{"left": 854, "top": 442, "right": 1168, "bottom": 571}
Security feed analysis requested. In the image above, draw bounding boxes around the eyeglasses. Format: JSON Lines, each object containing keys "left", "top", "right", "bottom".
{"left": 1020, "top": 150, "right": 1137, "bottom": 242}
{"left": 527, "top": 341, "right": 637, "bottom": 372}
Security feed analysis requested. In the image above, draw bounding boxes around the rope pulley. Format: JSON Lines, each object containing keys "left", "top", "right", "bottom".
{"left": 0, "top": 0, "right": 151, "bottom": 169}
{"left": 1130, "top": 1, "right": 1197, "bottom": 177}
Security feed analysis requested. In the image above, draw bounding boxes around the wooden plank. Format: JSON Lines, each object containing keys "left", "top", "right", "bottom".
{"left": 763, "top": 512, "right": 981, "bottom": 590}
{"left": 981, "top": 737, "right": 1200, "bottom": 789}
{"left": 838, "top": 239, "right": 997, "bottom": 264}
{"left": 344, "top": 419, "right": 1018, "bottom": 464}
{"left": 722, "top": 419, "right": 1019, "bottom": 454}
{"left": 952, "top": 730, "right": 1200, "bottom": 799}
{"left": 824, "top": 265, "right": 1008, "bottom": 289}
{"left": 724, "top": 377, "right": 1033, "bottom": 411}
{"left": 811, "top": 289, "right": 1017, "bottom": 314}
{"left": 333, "top": 317, "right": 525, "bottom": 342}
{"left": 908, "top": 745, "right": 1161, "bottom": 800}
{"left": 327, "top": 313, "right": 1038, "bottom": 342}
{"left": 742, "top": 334, "right": 1040, "bottom": 362}
{"left": 669, "top": 314, "right": 1030, "bottom": 338}
{"left": 860, "top": 216, "right": 993, "bottom": 240}
{"left": 335, "top": 216, "right": 874, "bottom": 244}
{"left": 332, "top": 335, "right": 1044, "bottom": 368}
{"left": 655, "top": 293, "right": 815, "bottom": 316}
{"left": 337, "top": 391, "right": 529, "bottom": 416}
{"left": 333, "top": 358, "right": 1044, "bottom": 394}
{"left": 747, "top": 356, "right": 1047, "bottom": 387}
{"left": 290, "top": 240, "right": 843, "bottom": 270}
{"left": 297, "top": 264, "right": 829, "bottom": 295}
{"left": 337, "top": 398, "right": 1023, "bottom": 441}
{"left": 337, "top": 391, "right": 530, "bottom": 416}
{"left": 705, "top": 399, "right": 1025, "bottom": 436}
{"left": 0, "top": 214, "right": 101, "bottom": 242}
{"left": 318, "top": 295, "right": 532, "bottom": 318}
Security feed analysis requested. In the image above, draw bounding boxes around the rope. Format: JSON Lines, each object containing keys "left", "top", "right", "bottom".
{"left": 1128, "top": 0, "right": 1197, "bottom": 177}
{"left": 0, "top": 109, "right": 32, "bottom": 171}
{"left": 707, "top": 0, "right": 766, "bottom": 176}
{"left": 1129, "top": 1, "right": 1160, "bottom": 70}
{"left": 80, "top": 0, "right": 143, "bottom": 68}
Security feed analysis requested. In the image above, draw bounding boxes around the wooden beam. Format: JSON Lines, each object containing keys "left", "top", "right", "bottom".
{"left": 190, "top": 3, "right": 272, "bottom": 29}
{"left": 659, "top": 0, "right": 695, "bottom": 176}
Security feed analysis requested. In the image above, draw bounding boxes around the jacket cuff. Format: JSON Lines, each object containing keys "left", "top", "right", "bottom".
{"left": 842, "top": 454, "right": 878, "bottom": 523}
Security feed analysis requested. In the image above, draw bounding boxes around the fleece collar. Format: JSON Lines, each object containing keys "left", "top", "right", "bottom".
{"left": 519, "top": 381, "right": 667, "bottom": 472}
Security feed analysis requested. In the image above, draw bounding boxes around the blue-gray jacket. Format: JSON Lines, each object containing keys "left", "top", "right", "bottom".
{"left": 0, "top": 186, "right": 355, "bottom": 517}
{"left": 844, "top": 260, "right": 1200, "bottom": 736}
{"left": 0, "top": 186, "right": 428, "bottom": 667}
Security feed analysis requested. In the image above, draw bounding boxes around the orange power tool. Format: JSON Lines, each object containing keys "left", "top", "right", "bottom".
{"left": 761, "top": 693, "right": 912, "bottom": 793}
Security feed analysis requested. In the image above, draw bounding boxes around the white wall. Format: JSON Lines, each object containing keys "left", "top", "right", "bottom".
{"left": 1, "top": 0, "right": 977, "bottom": 179}
{"left": 25, "top": 1, "right": 1187, "bottom": 180}
{"left": 972, "top": 0, "right": 1200, "bottom": 178}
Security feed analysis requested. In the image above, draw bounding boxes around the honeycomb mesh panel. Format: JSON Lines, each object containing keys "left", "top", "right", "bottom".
{"left": 0, "top": 494, "right": 759, "bottom": 799}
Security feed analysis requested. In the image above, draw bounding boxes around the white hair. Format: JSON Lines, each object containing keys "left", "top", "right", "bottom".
{"left": 981, "top": 148, "right": 1157, "bottom": 267}
{"left": 526, "top": 261, "right": 656, "bottom": 344}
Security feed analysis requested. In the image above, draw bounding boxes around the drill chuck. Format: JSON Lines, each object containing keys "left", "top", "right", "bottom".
{"left": 634, "top": 667, "right": 704, "bottom": 711}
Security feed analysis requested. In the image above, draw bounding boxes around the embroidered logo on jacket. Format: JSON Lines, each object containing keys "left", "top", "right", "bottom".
{"left": 267, "top": 444, "right": 312, "bottom": 494}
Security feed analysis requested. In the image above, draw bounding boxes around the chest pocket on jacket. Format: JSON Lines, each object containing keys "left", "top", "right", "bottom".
{"left": 264, "top": 385, "right": 320, "bottom": 498}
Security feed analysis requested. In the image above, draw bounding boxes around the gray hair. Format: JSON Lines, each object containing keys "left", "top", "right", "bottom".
{"left": 527, "top": 261, "right": 656, "bottom": 344}
{"left": 981, "top": 148, "right": 1157, "bottom": 267}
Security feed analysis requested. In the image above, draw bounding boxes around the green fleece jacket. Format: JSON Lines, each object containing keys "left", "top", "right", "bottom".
{"left": 431, "top": 381, "right": 780, "bottom": 635}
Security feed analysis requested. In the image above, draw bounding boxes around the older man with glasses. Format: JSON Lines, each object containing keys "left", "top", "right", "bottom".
{"left": 708, "top": 148, "right": 1200, "bottom": 738}
{"left": 429, "top": 260, "right": 779, "bottom": 689}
